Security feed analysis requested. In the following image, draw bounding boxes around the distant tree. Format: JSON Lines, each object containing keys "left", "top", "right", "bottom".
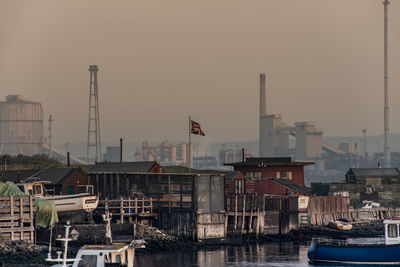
{"left": 0, "top": 154, "right": 63, "bottom": 170}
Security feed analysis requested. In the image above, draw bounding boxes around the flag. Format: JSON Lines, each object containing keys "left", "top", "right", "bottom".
{"left": 191, "top": 120, "right": 205, "bottom": 136}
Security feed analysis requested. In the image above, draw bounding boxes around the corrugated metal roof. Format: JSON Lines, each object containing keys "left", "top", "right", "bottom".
{"left": 89, "top": 161, "right": 158, "bottom": 173}
{"left": 1, "top": 168, "right": 77, "bottom": 185}
{"left": 348, "top": 168, "right": 400, "bottom": 177}
{"left": 224, "top": 157, "right": 314, "bottom": 167}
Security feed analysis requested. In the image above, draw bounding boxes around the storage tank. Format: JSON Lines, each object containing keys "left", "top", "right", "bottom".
{"left": 0, "top": 95, "right": 44, "bottom": 155}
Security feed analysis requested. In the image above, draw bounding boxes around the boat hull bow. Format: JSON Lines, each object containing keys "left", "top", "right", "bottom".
{"left": 308, "top": 239, "right": 400, "bottom": 265}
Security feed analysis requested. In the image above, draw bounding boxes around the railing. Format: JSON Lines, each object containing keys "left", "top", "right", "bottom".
{"left": 312, "top": 237, "right": 385, "bottom": 247}
{"left": 98, "top": 197, "right": 154, "bottom": 223}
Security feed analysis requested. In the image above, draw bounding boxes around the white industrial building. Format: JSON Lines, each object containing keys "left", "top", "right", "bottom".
{"left": 0, "top": 95, "right": 44, "bottom": 155}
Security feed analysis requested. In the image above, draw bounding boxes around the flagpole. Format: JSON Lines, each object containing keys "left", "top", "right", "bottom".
{"left": 189, "top": 116, "right": 192, "bottom": 171}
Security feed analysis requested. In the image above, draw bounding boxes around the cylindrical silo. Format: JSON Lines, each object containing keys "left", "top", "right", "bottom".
{"left": 0, "top": 95, "right": 44, "bottom": 155}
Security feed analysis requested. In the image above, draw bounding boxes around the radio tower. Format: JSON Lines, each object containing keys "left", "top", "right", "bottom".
{"left": 383, "top": 0, "right": 391, "bottom": 167}
{"left": 87, "top": 65, "right": 102, "bottom": 162}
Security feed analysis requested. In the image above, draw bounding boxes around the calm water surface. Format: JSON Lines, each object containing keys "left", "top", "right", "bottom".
{"left": 135, "top": 241, "right": 311, "bottom": 267}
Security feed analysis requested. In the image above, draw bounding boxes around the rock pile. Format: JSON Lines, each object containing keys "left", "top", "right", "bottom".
{"left": 0, "top": 241, "right": 48, "bottom": 266}
{"left": 135, "top": 224, "right": 177, "bottom": 241}
{"left": 134, "top": 224, "right": 197, "bottom": 251}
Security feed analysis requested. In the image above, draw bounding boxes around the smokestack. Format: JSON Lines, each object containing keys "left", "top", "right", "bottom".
{"left": 120, "top": 138, "right": 123, "bottom": 163}
{"left": 242, "top": 148, "right": 245, "bottom": 162}
{"left": 362, "top": 129, "right": 367, "bottom": 159}
{"left": 260, "top": 73, "right": 267, "bottom": 116}
{"left": 67, "top": 152, "right": 70, "bottom": 167}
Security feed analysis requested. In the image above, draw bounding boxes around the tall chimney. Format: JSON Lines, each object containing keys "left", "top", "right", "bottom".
{"left": 259, "top": 73, "right": 267, "bottom": 157}
{"left": 120, "top": 138, "right": 123, "bottom": 163}
{"left": 260, "top": 73, "right": 267, "bottom": 116}
{"left": 67, "top": 152, "right": 70, "bottom": 167}
{"left": 362, "top": 129, "right": 367, "bottom": 159}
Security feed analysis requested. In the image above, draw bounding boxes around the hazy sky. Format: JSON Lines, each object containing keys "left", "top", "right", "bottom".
{"left": 1, "top": 0, "right": 399, "bottom": 146}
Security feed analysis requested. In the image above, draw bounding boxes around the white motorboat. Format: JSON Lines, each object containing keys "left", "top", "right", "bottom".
{"left": 16, "top": 181, "right": 99, "bottom": 212}
{"left": 43, "top": 193, "right": 98, "bottom": 212}
{"left": 47, "top": 212, "right": 145, "bottom": 267}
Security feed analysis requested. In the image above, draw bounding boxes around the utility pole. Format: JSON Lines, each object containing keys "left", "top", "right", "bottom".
{"left": 87, "top": 65, "right": 102, "bottom": 162}
{"left": 383, "top": 0, "right": 391, "bottom": 168}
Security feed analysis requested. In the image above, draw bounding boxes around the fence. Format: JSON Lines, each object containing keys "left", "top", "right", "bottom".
{"left": 0, "top": 195, "right": 34, "bottom": 242}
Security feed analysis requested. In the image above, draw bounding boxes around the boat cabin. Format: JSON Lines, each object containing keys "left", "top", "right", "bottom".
{"left": 384, "top": 217, "right": 400, "bottom": 245}
{"left": 72, "top": 244, "right": 135, "bottom": 267}
{"left": 16, "top": 180, "right": 49, "bottom": 197}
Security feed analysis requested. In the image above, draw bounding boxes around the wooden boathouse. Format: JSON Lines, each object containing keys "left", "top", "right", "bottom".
{"left": 88, "top": 162, "right": 226, "bottom": 242}
{"left": 225, "top": 172, "right": 302, "bottom": 236}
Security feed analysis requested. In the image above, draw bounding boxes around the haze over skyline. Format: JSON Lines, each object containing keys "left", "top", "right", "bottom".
{"left": 1, "top": 0, "right": 400, "bottom": 146}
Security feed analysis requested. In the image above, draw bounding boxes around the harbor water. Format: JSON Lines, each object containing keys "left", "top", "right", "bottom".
{"left": 135, "top": 241, "right": 310, "bottom": 267}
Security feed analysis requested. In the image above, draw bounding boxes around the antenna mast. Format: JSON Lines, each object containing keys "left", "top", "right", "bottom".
{"left": 383, "top": 0, "right": 391, "bottom": 168}
{"left": 87, "top": 65, "right": 102, "bottom": 162}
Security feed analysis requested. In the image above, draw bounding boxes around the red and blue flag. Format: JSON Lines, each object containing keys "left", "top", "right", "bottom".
{"left": 191, "top": 120, "right": 205, "bottom": 136}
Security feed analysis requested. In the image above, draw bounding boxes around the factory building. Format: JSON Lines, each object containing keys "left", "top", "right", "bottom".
{"left": 257, "top": 74, "right": 361, "bottom": 177}
{"left": 218, "top": 148, "right": 251, "bottom": 165}
{"left": 258, "top": 74, "right": 324, "bottom": 160}
{"left": 0, "top": 95, "right": 44, "bottom": 155}
{"left": 137, "top": 140, "right": 189, "bottom": 165}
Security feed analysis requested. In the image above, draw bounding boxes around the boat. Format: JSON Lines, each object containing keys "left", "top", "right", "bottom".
{"left": 308, "top": 217, "right": 400, "bottom": 265}
{"left": 16, "top": 180, "right": 98, "bottom": 213}
{"left": 47, "top": 212, "right": 145, "bottom": 267}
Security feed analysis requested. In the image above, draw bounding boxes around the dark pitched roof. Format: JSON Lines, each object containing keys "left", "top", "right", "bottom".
{"left": 1, "top": 168, "right": 78, "bottom": 185}
{"left": 347, "top": 168, "right": 400, "bottom": 177}
{"left": 89, "top": 161, "right": 158, "bottom": 173}
{"left": 224, "top": 157, "right": 314, "bottom": 167}
{"left": 268, "top": 178, "right": 310, "bottom": 195}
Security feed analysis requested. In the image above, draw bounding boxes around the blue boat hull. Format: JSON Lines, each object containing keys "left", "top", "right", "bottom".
{"left": 308, "top": 240, "right": 400, "bottom": 265}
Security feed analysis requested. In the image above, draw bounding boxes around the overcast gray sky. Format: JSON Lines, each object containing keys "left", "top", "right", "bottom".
{"left": 1, "top": 0, "right": 399, "bottom": 145}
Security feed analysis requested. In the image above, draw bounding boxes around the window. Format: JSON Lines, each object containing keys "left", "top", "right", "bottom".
{"left": 77, "top": 186, "right": 87, "bottom": 194}
{"left": 87, "top": 185, "right": 93, "bottom": 194}
{"left": 77, "top": 255, "right": 97, "bottom": 267}
{"left": 77, "top": 185, "right": 94, "bottom": 194}
{"left": 235, "top": 179, "right": 245, "bottom": 195}
{"left": 35, "top": 185, "right": 42, "bottom": 195}
{"left": 245, "top": 172, "right": 261, "bottom": 179}
{"left": 388, "top": 224, "right": 398, "bottom": 238}
{"left": 276, "top": 171, "right": 293, "bottom": 180}
{"left": 115, "top": 254, "right": 121, "bottom": 263}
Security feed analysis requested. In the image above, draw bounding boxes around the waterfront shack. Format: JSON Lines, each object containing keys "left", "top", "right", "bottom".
{"left": 224, "top": 172, "right": 304, "bottom": 236}
{"left": 88, "top": 162, "right": 226, "bottom": 242}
